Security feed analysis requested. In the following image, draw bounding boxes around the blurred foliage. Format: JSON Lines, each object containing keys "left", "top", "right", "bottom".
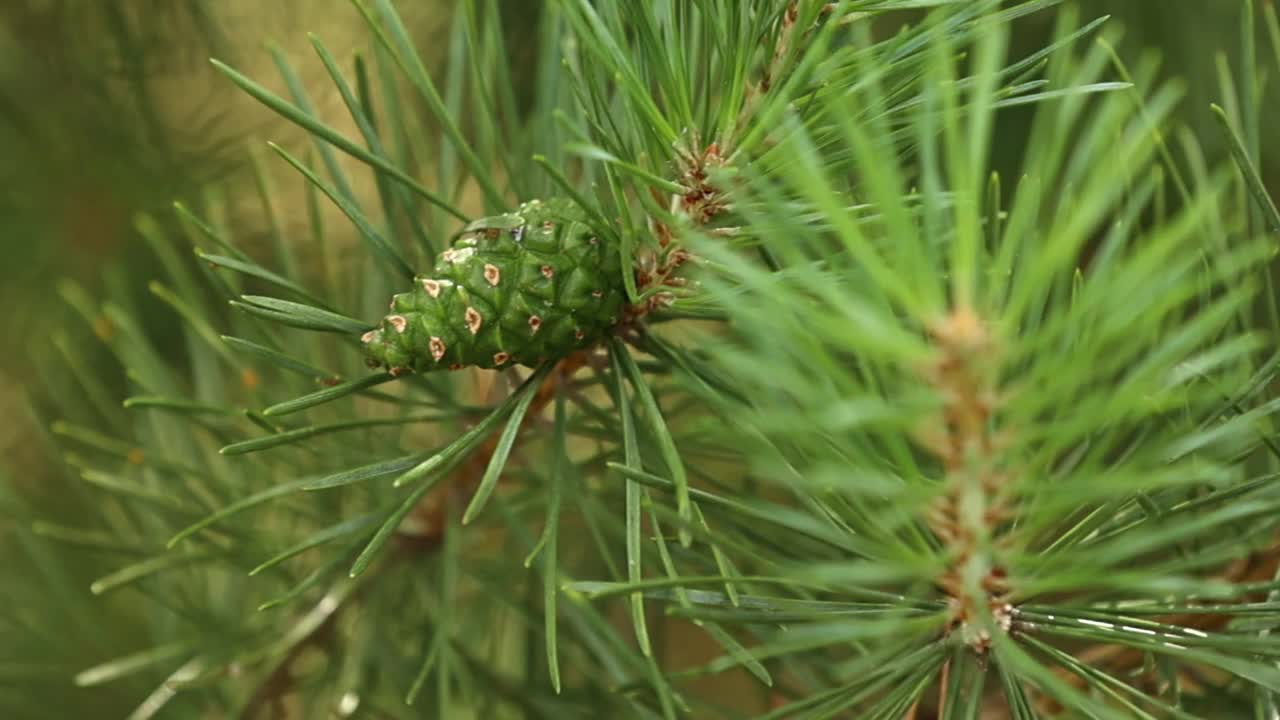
{"left": 0, "top": 0, "right": 455, "bottom": 482}
{"left": 0, "top": 0, "right": 451, "bottom": 381}
{"left": 0, "top": 7, "right": 446, "bottom": 714}
{"left": 0, "top": 1, "right": 1276, "bottom": 718}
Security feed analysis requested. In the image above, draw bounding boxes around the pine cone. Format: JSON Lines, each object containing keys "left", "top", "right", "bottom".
{"left": 363, "top": 198, "right": 626, "bottom": 373}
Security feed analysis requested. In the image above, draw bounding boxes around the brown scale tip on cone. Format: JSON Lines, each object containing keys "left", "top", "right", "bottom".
{"left": 361, "top": 326, "right": 410, "bottom": 371}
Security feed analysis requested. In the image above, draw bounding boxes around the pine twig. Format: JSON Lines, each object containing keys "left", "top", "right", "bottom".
{"left": 399, "top": 352, "right": 590, "bottom": 550}
{"left": 238, "top": 581, "right": 357, "bottom": 720}
{"left": 734, "top": 2, "right": 800, "bottom": 145}
{"left": 919, "top": 306, "right": 1014, "bottom": 654}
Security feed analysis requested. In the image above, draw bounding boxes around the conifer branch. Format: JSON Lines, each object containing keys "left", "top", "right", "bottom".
{"left": 921, "top": 305, "right": 1015, "bottom": 655}
{"left": 399, "top": 353, "right": 589, "bottom": 550}
{"left": 13, "top": 3, "right": 1280, "bottom": 718}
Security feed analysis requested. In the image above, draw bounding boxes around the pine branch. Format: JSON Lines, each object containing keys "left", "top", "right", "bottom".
{"left": 11, "top": 2, "right": 1280, "bottom": 718}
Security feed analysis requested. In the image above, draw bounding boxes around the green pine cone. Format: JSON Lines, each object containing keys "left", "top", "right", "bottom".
{"left": 363, "top": 198, "right": 626, "bottom": 373}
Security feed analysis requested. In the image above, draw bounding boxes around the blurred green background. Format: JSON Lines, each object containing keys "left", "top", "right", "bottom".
{"left": 0, "top": 1, "right": 1270, "bottom": 716}
{"left": 0, "top": 0, "right": 453, "bottom": 473}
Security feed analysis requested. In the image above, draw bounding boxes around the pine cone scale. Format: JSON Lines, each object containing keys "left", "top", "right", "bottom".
{"left": 363, "top": 198, "right": 625, "bottom": 372}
